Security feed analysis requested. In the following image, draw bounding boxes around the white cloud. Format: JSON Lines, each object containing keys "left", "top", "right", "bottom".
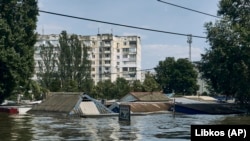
{"left": 142, "top": 44, "right": 204, "bottom": 69}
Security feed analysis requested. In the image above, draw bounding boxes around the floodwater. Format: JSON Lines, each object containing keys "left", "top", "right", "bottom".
{"left": 0, "top": 112, "right": 249, "bottom": 141}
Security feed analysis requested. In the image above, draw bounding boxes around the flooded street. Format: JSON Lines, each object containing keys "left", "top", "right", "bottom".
{"left": 0, "top": 113, "right": 249, "bottom": 141}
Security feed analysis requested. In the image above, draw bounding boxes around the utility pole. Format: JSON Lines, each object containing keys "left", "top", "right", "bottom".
{"left": 187, "top": 34, "right": 192, "bottom": 62}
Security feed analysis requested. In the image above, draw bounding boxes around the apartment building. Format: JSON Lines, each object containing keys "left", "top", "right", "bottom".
{"left": 33, "top": 34, "right": 60, "bottom": 80}
{"left": 33, "top": 33, "right": 142, "bottom": 84}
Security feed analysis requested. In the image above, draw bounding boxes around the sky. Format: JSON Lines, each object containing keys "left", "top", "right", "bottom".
{"left": 37, "top": 0, "right": 220, "bottom": 70}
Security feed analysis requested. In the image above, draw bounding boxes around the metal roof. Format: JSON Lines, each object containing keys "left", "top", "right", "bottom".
{"left": 123, "top": 92, "right": 171, "bottom": 102}
{"left": 29, "top": 92, "right": 114, "bottom": 116}
{"left": 109, "top": 102, "right": 172, "bottom": 113}
{"left": 29, "top": 93, "right": 81, "bottom": 114}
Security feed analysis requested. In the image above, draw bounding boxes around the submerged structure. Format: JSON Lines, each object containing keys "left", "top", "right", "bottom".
{"left": 171, "top": 96, "right": 246, "bottom": 115}
{"left": 109, "top": 92, "right": 172, "bottom": 114}
{"left": 28, "top": 92, "right": 115, "bottom": 117}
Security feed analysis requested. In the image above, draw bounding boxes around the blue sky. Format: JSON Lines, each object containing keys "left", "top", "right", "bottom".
{"left": 37, "top": 0, "right": 219, "bottom": 69}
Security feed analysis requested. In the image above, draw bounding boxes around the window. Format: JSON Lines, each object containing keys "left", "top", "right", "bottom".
{"left": 129, "top": 47, "right": 136, "bottom": 53}
{"left": 105, "top": 60, "right": 110, "bottom": 64}
{"left": 129, "top": 41, "right": 137, "bottom": 45}
{"left": 123, "top": 42, "right": 127, "bottom": 46}
{"left": 123, "top": 54, "right": 128, "bottom": 58}
{"left": 123, "top": 48, "right": 129, "bottom": 52}
{"left": 129, "top": 67, "right": 136, "bottom": 72}
{"left": 100, "top": 41, "right": 103, "bottom": 46}
{"left": 92, "top": 68, "right": 95, "bottom": 71}
{"left": 104, "top": 41, "right": 110, "bottom": 44}
{"left": 123, "top": 67, "right": 128, "bottom": 71}
{"left": 105, "top": 54, "right": 110, "bottom": 58}
{"left": 104, "top": 47, "right": 110, "bottom": 51}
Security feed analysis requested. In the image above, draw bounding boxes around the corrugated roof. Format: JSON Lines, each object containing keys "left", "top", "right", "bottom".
{"left": 29, "top": 92, "right": 115, "bottom": 116}
{"left": 109, "top": 102, "right": 172, "bottom": 113}
{"left": 29, "top": 92, "right": 82, "bottom": 114}
{"left": 129, "top": 92, "right": 170, "bottom": 102}
{"left": 128, "top": 102, "right": 171, "bottom": 112}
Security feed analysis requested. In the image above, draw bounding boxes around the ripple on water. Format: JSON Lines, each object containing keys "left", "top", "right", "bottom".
{"left": 0, "top": 112, "right": 249, "bottom": 141}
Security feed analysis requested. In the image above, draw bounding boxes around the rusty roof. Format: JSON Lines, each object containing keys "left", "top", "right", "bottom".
{"left": 129, "top": 92, "right": 170, "bottom": 102}
{"left": 122, "top": 102, "right": 171, "bottom": 112}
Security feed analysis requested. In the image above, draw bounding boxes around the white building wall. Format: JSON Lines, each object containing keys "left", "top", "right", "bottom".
{"left": 33, "top": 34, "right": 60, "bottom": 80}
{"left": 34, "top": 34, "right": 142, "bottom": 84}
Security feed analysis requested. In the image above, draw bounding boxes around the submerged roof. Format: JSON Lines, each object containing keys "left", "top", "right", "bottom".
{"left": 120, "top": 92, "right": 170, "bottom": 102}
{"left": 29, "top": 92, "right": 82, "bottom": 113}
{"left": 109, "top": 102, "right": 172, "bottom": 113}
{"left": 29, "top": 92, "right": 114, "bottom": 115}
{"left": 128, "top": 102, "right": 171, "bottom": 112}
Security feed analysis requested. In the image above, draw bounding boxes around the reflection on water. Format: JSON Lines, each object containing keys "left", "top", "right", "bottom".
{"left": 0, "top": 113, "right": 249, "bottom": 141}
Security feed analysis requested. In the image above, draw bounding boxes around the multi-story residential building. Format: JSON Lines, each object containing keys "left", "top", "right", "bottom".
{"left": 33, "top": 33, "right": 142, "bottom": 84}
{"left": 33, "top": 34, "right": 60, "bottom": 80}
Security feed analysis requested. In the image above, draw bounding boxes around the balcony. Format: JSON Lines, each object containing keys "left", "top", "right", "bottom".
{"left": 104, "top": 50, "right": 111, "bottom": 53}
{"left": 129, "top": 58, "right": 136, "bottom": 61}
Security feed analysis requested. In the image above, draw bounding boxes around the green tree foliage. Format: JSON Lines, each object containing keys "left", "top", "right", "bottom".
{"left": 58, "top": 31, "right": 93, "bottom": 92}
{"left": 114, "top": 77, "right": 131, "bottom": 99}
{"left": 130, "top": 80, "right": 144, "bottom": 92}
{"left": 38, "top": 30, "right": 93, "bottom": 93}
{"left": 154, "top": 57, "right": 175, "bottom": 93}
{"left": 91, "top": 78, "right": 130, "bottom": 100}
{"left": 37, "top": 41, "right": 58, "bottom": 91}
{"left": 0, "top": 0, "right": 38, "bottom": 103}
{"left": 199, "top": 0, "right": 250, "bottom": 106}
{"left": 91, "top": 80, "right": 115, "bottom": 99}
{"left": 155, "top": 57, "right": 198, "bottom": 95}
{"left": 142, "top": 72, "right": 161, "bottom": 92}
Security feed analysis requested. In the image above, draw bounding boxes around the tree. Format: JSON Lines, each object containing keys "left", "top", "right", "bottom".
{"left": 198, "top": 0, "right": 250, "bottom": 106}
{"left": 57, "top": 31, "right": 93, "bottom": 92}
{"left": 155, "top": 57, "right": 198, "bottom": 95}
{"left": 130, "top": 80, "right": 144, "bottom": 92}
{"left": 0, "top": 0, "right": 38, "bottom": 103}
{"left": 38, "top": 31, "right": 93, "bottom": 93}
{"left": 91, "top": 78, "right": 131, "bottom": 100}
{"left": 142, "top": 72, "right": 161, "bottom": 92}
{"left": 114, "top": 77, "right": 131, "bottom": 99}
{"left": 174, "top": 59, "right": 199, "bottom": 95}
{"left": 154, "top": 57, "right": 175, "bottom": 93}
{"left": 37, "top": 41, "right": 58, "bottom": 91}
{"left": 91, "top": 80, "right": 115, "bottom": 99}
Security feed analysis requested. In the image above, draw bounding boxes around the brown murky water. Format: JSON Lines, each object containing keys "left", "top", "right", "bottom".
{"left": 0, "top": 112, "right": 249, "bottom": 141}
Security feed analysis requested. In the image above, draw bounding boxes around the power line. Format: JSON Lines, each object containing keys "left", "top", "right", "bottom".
{"left": 157, "top": 0, "right": 221, "bottom": 19}
{"left": 38, "top": 10, "right": 206, "bottom": 39}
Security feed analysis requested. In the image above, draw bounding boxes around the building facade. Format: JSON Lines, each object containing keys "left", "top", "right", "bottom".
{"left": 33, "top": 33, "right": 142, "bottom": 84}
